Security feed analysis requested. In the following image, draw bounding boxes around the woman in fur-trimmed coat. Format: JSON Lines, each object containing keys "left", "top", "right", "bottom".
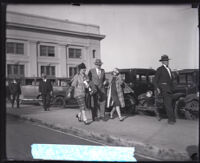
{"left": 107, "top": 68, "right": 125, "bottom": 121}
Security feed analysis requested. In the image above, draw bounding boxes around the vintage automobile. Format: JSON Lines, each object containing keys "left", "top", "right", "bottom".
{"left": 105, "top": 68, "right": 156, "bottom": 114}
{"left": 136, "top": 69, "right": 199, "bottom": 120}
{"left": 16, "top": 77, "right": 72, "bottom": 107}
{"left": 173, "top": 69, "right": 199, "bottom": 120}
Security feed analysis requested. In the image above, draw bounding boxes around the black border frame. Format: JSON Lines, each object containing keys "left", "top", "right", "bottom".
{"left": 0, "top": 1, "right": 199, "bottom": 163}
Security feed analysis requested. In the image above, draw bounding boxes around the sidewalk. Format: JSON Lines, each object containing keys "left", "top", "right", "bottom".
{"left": 6, "top": 104, "right": 199, "bottom": 161}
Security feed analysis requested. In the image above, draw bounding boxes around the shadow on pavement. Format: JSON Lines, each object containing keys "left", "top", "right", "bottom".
{"left": 186, "top": 145, "right": 199, "bottom": 161}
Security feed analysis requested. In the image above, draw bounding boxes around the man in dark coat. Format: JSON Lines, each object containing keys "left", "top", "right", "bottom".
{"left": 39, "top": 73, "right": 53, "bottom": 111}
{"left": 154, "top": 55, "right": 176, "bottom": 124}
{"left": 9, "top": 78, "right": 21, "bottom": 108}
{"left": 88, "top": 59, "right": 108, "bottom": 121}
{"left": 6, "top": 80, "right": 11, "bottom": 103}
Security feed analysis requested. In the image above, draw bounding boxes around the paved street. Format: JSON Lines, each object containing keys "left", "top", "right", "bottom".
{"left": 6, "top": 115, "right": 152, "bottom": 161}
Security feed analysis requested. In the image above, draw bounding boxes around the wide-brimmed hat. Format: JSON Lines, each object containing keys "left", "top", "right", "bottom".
{"left": 94, "top": 59, "right": 103, "bottom": 66}
{"left": 78, "top": 63, "right": 86, "bottom": 70}
{"left": 159, "top": 55, "right": 170, "bottom": 62}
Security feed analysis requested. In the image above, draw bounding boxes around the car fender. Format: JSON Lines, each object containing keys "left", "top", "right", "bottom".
{"left": 172, "top": 92, "right": 186, "bottom": 101}
{"left": 184, "top": 94, "right": 199, "bottom": 103}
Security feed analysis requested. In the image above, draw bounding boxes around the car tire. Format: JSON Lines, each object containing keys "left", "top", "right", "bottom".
{"left": 174, "top": 99, "right": 186, "bottom": 119}
{"left": 124, "top": 95, "right": 136, "bottom": 114}
{"left": 37, "top": 95, "right": 43, "bottom": 106}
{"left": 184, "top": 100, "right": 199, "bottom": 120}
{"left": 53, "top": 96, "right": 65, "bottom": 107}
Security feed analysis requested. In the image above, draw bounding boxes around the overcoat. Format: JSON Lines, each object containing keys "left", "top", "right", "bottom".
{"left": 39, "top": 79, "right": 53, "bottom": 95}
{"left": 107, "top": 74, "right": 125, "bottom": 108}
{"left": 70, "top": 73, "right": 88, "bottom": 98}
{"left": 9, "top": 82, "right": 21, "bottom": 95}
{"left": 153, "top": 65, "right": 174, "bottom": 94}
{"left": 88, "top": 68, "right": 106, "bottom": 93}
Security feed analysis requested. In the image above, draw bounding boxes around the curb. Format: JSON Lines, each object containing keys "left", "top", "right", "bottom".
{"left": 7, "top": 112, "right": 190, "bottom": 161}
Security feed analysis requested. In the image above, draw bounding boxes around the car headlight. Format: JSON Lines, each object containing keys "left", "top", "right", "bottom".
{"left": 146, "top": 91, "right": 153, "bottom": 97}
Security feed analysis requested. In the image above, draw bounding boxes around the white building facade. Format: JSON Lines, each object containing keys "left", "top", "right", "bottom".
{"left": 6, "top": 11, "right": 105, "bottom": 80}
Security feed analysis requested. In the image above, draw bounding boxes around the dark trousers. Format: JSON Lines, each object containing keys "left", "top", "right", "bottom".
{"left": 91, "top": 91, "right": 106, "bottom": 120}
{"left": 42, "top": 94, "right": 51, "bottom": 111}
{"left": 162, "top": 92, "right": 176, "bottom": 122}
{"left": 91, "top": 94, "right": 98, "bottom": 120}
{"left": 11, "top": 94, "right": 20, "bottom": 108}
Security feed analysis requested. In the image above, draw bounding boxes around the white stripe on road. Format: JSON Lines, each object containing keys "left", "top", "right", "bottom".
{"left": 32, "top": 123, "right": 161, "bottom": 161}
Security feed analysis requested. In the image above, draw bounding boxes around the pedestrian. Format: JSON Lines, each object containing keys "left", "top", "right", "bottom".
{"left": 107, "top": 68, "right": 125, "bottom": 121}
{"left": 9, "top": 78, "right": 21, "bottom": 108}
{"left": 6, "top": 80, "right": 11, "bottom": 103}
{"left": 88, "top": 59, "right": 108, "bottom": 121}
{"left": 153, "top": 55, "right": 176, "bottom": 124}
{"left": 39, "top": 73, "right": 53, "bottom": 111}
{"left": 67, "top": 63, "right": 91, "bottom": 125}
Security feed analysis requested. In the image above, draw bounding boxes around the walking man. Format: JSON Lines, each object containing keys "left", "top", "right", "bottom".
{"left": 39, "top": 73, "right": 53, "bottom": 111}
{"left": 9, "top": 78, "right": 21, "bottom": 108}
{"left": 88, "top": 59, "right": 107, "bottom": 121}
{"left": 154, "top": 55, "right": 176, "bottom": 124}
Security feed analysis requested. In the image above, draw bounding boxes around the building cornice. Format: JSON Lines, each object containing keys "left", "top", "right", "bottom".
{"left": 7, "top": 11, "right": 100, "bottom": 29}
{"left": 7, "top": 22, "right": 105, "bottom": 40}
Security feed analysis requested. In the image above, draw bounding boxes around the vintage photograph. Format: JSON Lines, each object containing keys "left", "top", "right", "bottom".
{"left": 5, "top": 4, "right": 199, "bottom": 161}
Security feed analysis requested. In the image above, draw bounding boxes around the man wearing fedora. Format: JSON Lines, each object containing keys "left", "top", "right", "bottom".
{"left": 88, "top": 59, "right": 107, "bottom": 121}
{"left": 154, "top": 55, "right": 176, "bottom": 125}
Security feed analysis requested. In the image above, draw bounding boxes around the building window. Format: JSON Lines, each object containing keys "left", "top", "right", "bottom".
{"left": 68, "top": 48, "right": 82, "bottom": 59}
{"left": 40, "top": 45, "right": 55, "bottom": 57}
{"left": 41, "top": 66, "right": 56, "bottom": 77}
{"left": 69, "top": 66, "right": 77, "bottom": 77}
{"left": 92, "top": 50, "right": 96, "bottom": 58}
{"left": 6, "top": 42, "right": 24, "bottom": 55}
{"left": 7, "top": 64, "right": 24, "bottom": 77}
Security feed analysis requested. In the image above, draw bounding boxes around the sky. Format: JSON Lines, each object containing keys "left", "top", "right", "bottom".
{"left": 7, "top": 4, "right": 199, "bottom": 71}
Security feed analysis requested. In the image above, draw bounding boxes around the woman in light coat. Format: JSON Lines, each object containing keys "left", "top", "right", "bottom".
{"left": 107, "top": 68, "right": 125, "bottom": 121}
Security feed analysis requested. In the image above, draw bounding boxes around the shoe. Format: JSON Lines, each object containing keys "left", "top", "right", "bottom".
{"left": 168, "top": 121, "right": 175, "bottom": 125}
{"left": 83, "top": 120, "right": 89, "bottom": 125}
{"left": 157, "top": 116, "right": 162, "bottom": 121}
{"left": 94, "top": 117, "right": 100, "bottom": 121}
{"left": 101, "top": 117, "right": 107, "bottom": 121}
{"left": 76, "top": 114, "right": 81, "bottom": 122}
{"left": 119, "top": 117, "right": 124, "bottom": 121}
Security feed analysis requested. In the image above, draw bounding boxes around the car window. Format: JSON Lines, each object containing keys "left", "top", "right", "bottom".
{"left": 179, "top": 74, "right": 186, "bottom": 84}
{"left": 187, "top": 74, "right": 194, "bottom": 84}
{"left": 121, "top": 72, "right": 131, "bottom": 83}
{"left": 148, "top": 75, "right": 154, "bottom": 83}
{"left": 141, "top": 75, "right": 147, "bottom": 82}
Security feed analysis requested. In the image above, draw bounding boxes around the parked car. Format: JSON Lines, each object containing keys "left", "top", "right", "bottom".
{"left": 105, "top": 68, "right": 156, "bottom": 114}
{"left": 17, "top": 77, "right": 72, "bottom": 107}
{"left": 136, "top": 69, "right": 199, "bottom": 120}
{"left": 173, "top": 69, "right": 199, "bottom": 120}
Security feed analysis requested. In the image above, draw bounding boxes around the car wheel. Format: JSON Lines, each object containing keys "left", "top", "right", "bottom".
{"left": 174, "top": 99, "right": 186, "bottom": 119}
{"left": 37, "top": 95, "right": 43, "bottom": 106}
{"left": 125, "top": 95, "right": 136, "bottom": 114}
{"left": 184, "top": 100, "right": 199, "bottom": 120}
{"left": 53, "top": 96, "right": 65, "bottom": 107}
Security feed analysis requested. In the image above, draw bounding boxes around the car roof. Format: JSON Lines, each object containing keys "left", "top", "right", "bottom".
{"left": 119, "top": 68, "right": 156, "bottom": 75}
{"left": 177, "top": 69, "right": 199, "bottom": 74}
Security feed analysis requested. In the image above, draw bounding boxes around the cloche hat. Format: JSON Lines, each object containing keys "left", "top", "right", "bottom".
{"left": 78, "top": 63, "right": 86, "bottom": 70}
